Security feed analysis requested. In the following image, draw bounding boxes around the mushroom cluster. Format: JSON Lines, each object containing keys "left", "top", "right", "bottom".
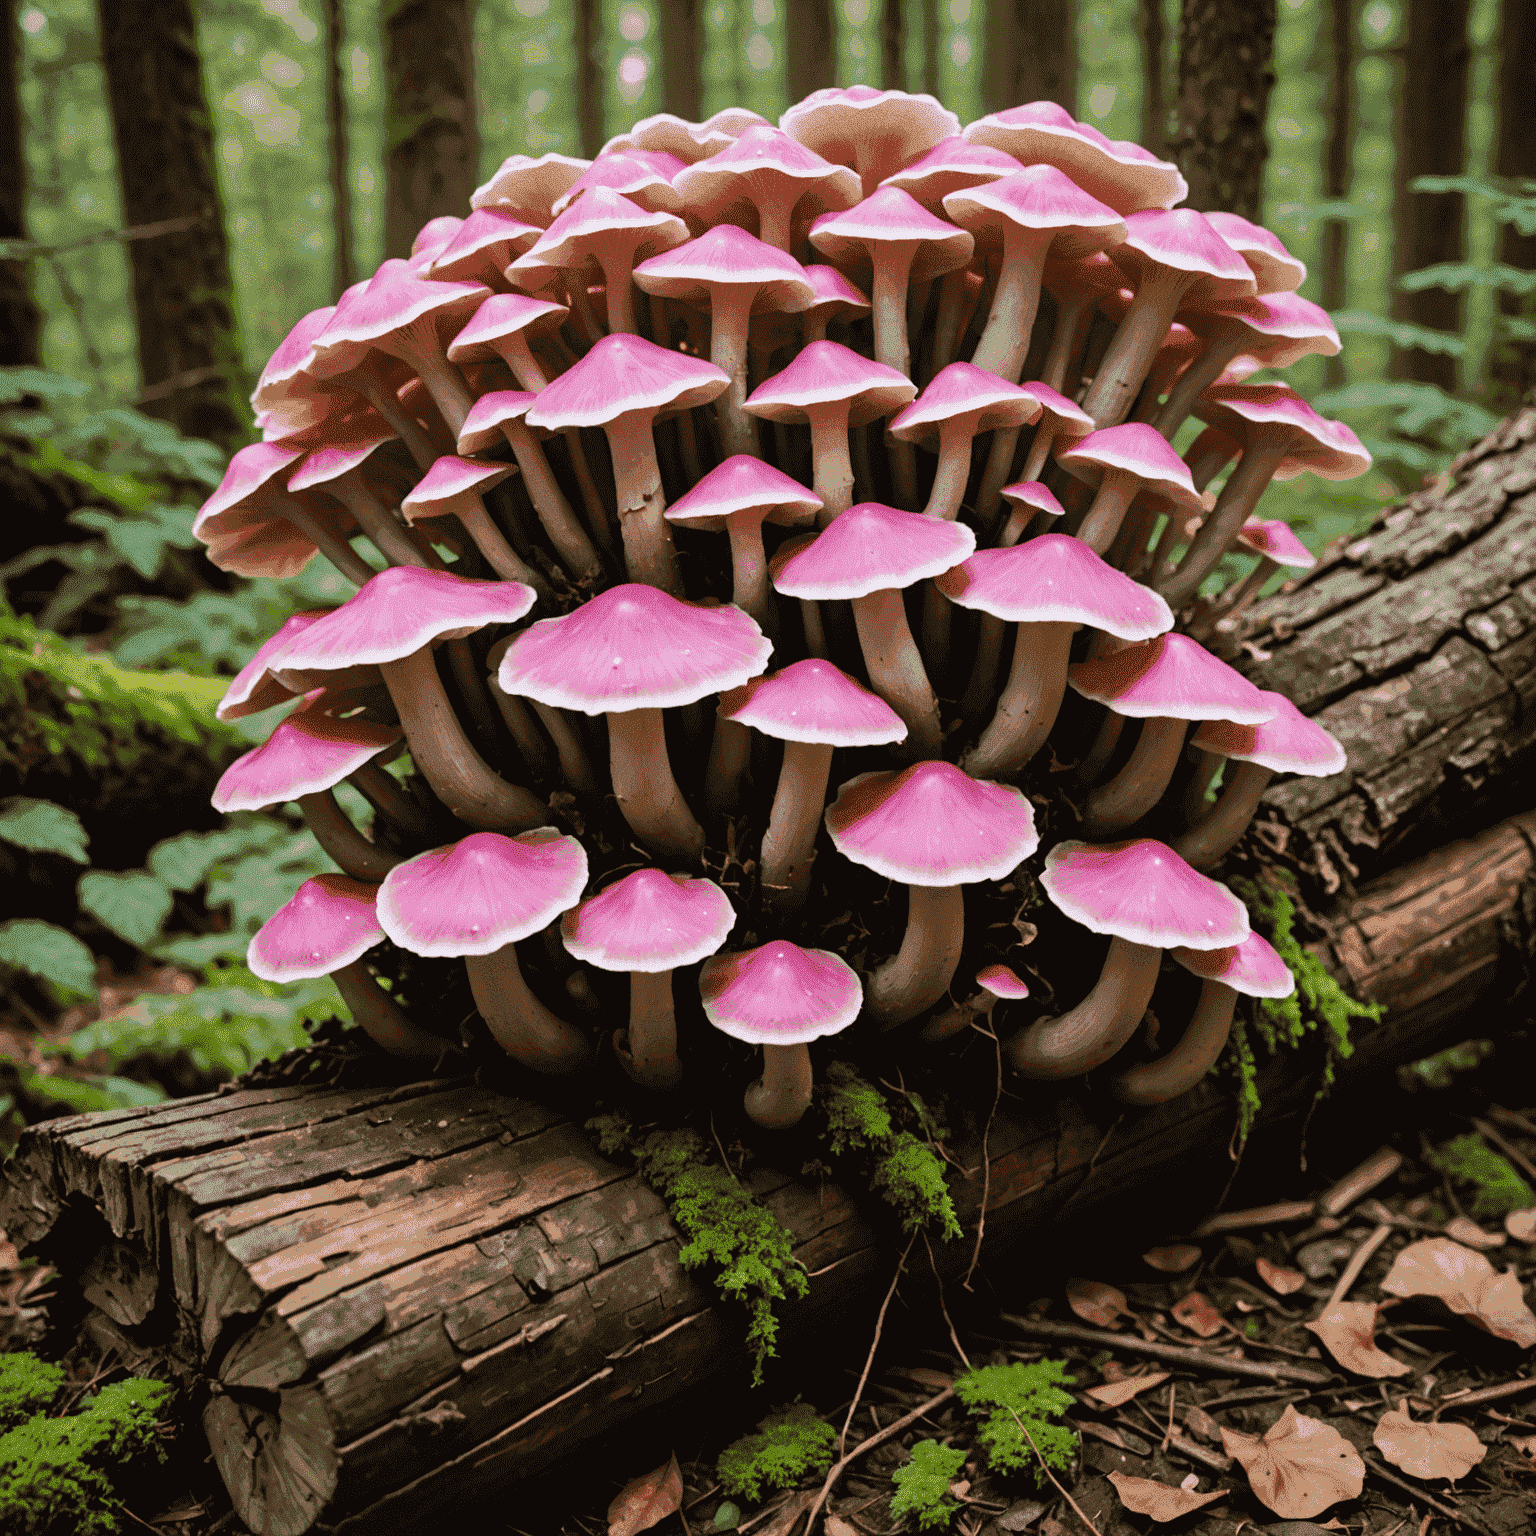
{"left": 205, "top": 88, "right": 1364, "bottom": 1129}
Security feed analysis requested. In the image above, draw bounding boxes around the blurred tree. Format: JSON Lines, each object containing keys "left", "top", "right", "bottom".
{"left": 1139, "top": 0, "right": 1166, "bottom": 157}
{"left": 1172, "top": 0, "right": 1276, "bottom": 218}
{"left": 96, "top": 0, "right": 246, "bottom": 451}
{"left": 984, "top": 1, "right": 1077, "bottom": 117}
{"left": 324, "top": 0, "right": 355, "bottom": 296}
{"left": 662, "top": 0, "right": 703, "bottom": 120}
{"left": 1389, "top": 0, "right": 1469, "bottom": 391}
{"left": 576, "top": 0, "right": 602, "bottom": 155}
{"left": 786, "top": 0, "right": 836, "bottom": 104}
{"left": 382, "top": 0, "right": 478, "bottom": 260}
{"left": 883, "top": 0, "right": 905, "bottom": 91}
{"left": 1493, "top": 0, "right": 1535, "bottom": 397}
{"left": 921, "top": 0, "right": 939, "bottom": 96}
{"left": 1, "top": 0, "right": 41, "bottom": 366}
{"left": 1321, "top": 0, "right": 1356, "bottom": 385}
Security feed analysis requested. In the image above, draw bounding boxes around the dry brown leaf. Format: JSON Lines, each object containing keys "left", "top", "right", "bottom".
{"left": 1444, "top": 1215, "right": 1505, "bottom": 1250}
{"left": 1079, "top": 1420, "right": 1128, "bottom": 1450}
{"left": 1107, "top": 1472, "right": 1227, "bottom": 1522}
{"left": 824, "top": 1519, "right": 860, "bottom": 1536}
{"left": 1171, "top": 1290, "right": 1225, "bottom": 1338}
{"left": 1296, "top": 1238, "right": 1354, "bottom": 1280}
{"left": 1380, "top": 1237, "right": 1536, "bottom": 1348}
{"left": 1508, "top": 1433, "right": 1536, "bottom": 1466}
{"left": 1506, "top": 1208, "right": 1536, "bottom": 1243}
{"left": 1220, "top": 1404, "right": 1365, "bottom": 1519}
{"left": 757, "top": 1490, "right": 816, "bottom": 1536}
{"left": 1066, "top": 1276, "right": 1131, "bottom": 1329}
{"left": 607, "top": 1453, "right": 683, "bottom": 1536}
{"left": 1184, "top": 1405, "right": 1222, "bottom": 1445}
{"left": 1256, "top": 1257, "right": 1307, "bottom": 1296}
{"left": 1143, "top": 1244, "right": 1202, "bottom": 1273}
{"left": 1085, "top": 1370, "right": 1171, "bottom": 1408}
{"left": 1372, "top": 1408, "right": 1487, "bottom": 1482}
{"left": 1304, "top": 1301, "right": 1411, "bottom": 1379}
{"left": 0, "top": 1231, "right": 18, "bottom": 1271}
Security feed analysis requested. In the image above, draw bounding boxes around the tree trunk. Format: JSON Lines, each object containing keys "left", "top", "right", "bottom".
{"left": 95, "top": 0, "right": 247, "bottom": 450}
{"left": 574, "top": 0, "right": 603, "bottom": 157}
{"left": 1171, "top": 0, "right": 1276, "bottom": 218}
{"left": 983, "top": 0, "right": 1078, "bottom": 117}
{"left": 660, "top": 0, "right": 702, "bottom": 121}
{"left": 382, "top": 0, "right": 479, "bottom": 261}
{"left": 921, "top": 0, "right": 939, "bottom": 96}
{"left": 882, "top": 0, "right": 906, "bottom": 91}
{"left": 1492, "top": 0, "right": 1536, "bottom": 403}
{"left": 1389, "top": 0, "right": 1471, "bottom": 392}
{"left": 786, "top": 0, "right": 836, "bottom": 105}
{"left": 1138, "top": 0, "right": 1167, "bottom": 159}
{"left": 323, "top": 0, "right": 355, "bottom": 297}
{"left": 1320, "top": 0, "right": 1356, "bottom": 387}
{"left": 0, "top": 0, "right": 41, "bottom": 368}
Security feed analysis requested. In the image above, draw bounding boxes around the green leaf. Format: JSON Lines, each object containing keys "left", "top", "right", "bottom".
{"left": 1331, "top": 310, "right": 1465, "bottom": 356}
{"left": 0, "top": 920, "right": 96, "bottom": 996}
{"left": 12, "top": 1065, "right": 164, "bottom": 1113}
{"left": 0, "top": 367, "right": 91, "bottom": 406}
{"left": 1311, "top": 381, "right": 1501, "bottom": 442}
{"left": 0, "top": 798, "right": 90, "bottom": 862}
{"left": 1272, "top": 198, "right": 1375, "bottom": 225}
{"left": 1399, "top": 262, "right": 1536, "bottom": 296}
{"left": 77, "top": 870, "right": 174, "bottom": 949}
{"left": 148, "top": 819, "right": 286, "bottom": 892}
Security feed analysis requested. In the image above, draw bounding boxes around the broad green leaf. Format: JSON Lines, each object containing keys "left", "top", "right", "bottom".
{"left": 1399, "top": 262, "right": 1536, "bottom": 296}
{"left": 1272, "top": 198, "right": 1374, "bottom": 225}
{"left": 0, "top": 920, "right": 97, "bottom": 996}
{"left": 77, "top": 870, "right": 174, "bottom": 949}
{"left": 0, "top": 367, "right": 91, "bottom": 405}
{"left": 0, "top": 798, "right": 90, "bottom": 862}
{"left": 1331, "top": 311, "right": 1464, "bottom": 356}
{"left": 149, "top": 819, "right": 288, "bottom": 892}
{"left": 14, "top": 1066, "right": 164, "bottom": 1113}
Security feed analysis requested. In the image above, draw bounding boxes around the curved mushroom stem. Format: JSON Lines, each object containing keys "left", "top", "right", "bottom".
{"left": 348, "top": 759, "right": 438, "bottom": 841}
{"left": 334, "top": 367, "right": 441, "bottom": 473}
{"left": 928, "top": 267, "right": 973, "bottom": 376}
{"left": 852, "top": 588, "right": 943, "bottom": 758}
{"left": 922, "top": 420, "right": 978, "bottom": 521}
{"left": 710, "top": 290, "right": 763, "bottom": 460}
{"left": 726, "top": 513, "right": 777, "bottom": 635}
{"left": 298, "top": 789, "right": 401, "bottom": 882}
{"left": 870, "top": 248, "right": 920, "bottom": 506}
{"left": 332, "top": 959, "right": 453, "bottom": 1057}
{"left": 973, "top": 423, "right": 1025, "bottom": 531}
{"left": 743, "top": 1041, "right": 815, "bottom": 1130}
{"left": 1006, "top": 936, "right": 1161, "bottom": 1078}
{"left": 1082, "top": 715, "right": 1189, "bottom": 838}
{"left": 559, "top": 430, "right": 618, "bottom": 558}
{"left": 278, "top": 500, "right": 379, "bottom": 586}
{"left": 1040, "top": 289, "right": 1099, "bottom": 395}
{"left": 379, "top": 318, "right": 479, "bottom": 438}
{"left": 1075, "top": 472, "right": 1140, "bottom": 554}
{"left": 1181, "top": 747, "right": 1225, "bottom": 825}
{"left": 615, "top": 970, "right": 683, "bottom": 1090}
{"left": 1110, "top": 977, "right": 1235, "bottom": 1104}
{"left": 1153, "top": 327, "right": 1249, "bottom": 438}
{"left": 442, "top": 497, "right": 553, "bottom": 594}
{"left": 960, "top": 621, "right": 1074, "bottom": 780}
{"left": 919, "top": 990, "right": 993, "bottom": 1043}
{"left": 487, "top": 675, "right": 555, "bottom": 780}
{"left": 466, "top": 946, "right": 592, "bottom": 1073}
{"left": 1020, "top": 426, "right": 1063, "bottom": 489}
{"left": 867, "top": 884, "right": 965, "bottom": 1029}
{"left": 1172, "top": 759, "right": 1274, "bottom": 868}
{"left": 918, "top": 581, "right": 956, "bottom": 679}
{"left": 1078, "top": 709, "right": 1126, "bottom": 787}
{"left": 380, "top": 646, "right": 548, "bottom": 831}
{"left": 607, "top": 707, "right": 705, "bottom": 861}
{"left": 970, "top": 227, "right": 1055, "bottom": 383}
{"left": 806, "top": 406, "right": 857, "bottom": 528}
{"left": 1079, "top": 267, "right": 1195, "bottom": 427}
{"left": 800, "top": 599, "right": 829, "bottom": 658}
{"left": 603, "top": 413, "right": 681, "bottom": 593}
{"left": 498, "top": 423, "right": 604, "bottom": 581}
{"left": 325, "top": 475, "right": 442, "bottom": 570}
{"left": 760, "top": 739, "right": 833, "bottom": 915}
{"left": 704, "top": 712, "right": 752, "bottom": 817}
{"left": 531, "top": 701, "right": 599, "bottom": 797}
{"left": 1187, "top": 556, "right": 1278, "bottom": 643}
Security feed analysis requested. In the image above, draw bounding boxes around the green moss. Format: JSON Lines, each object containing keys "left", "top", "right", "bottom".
{"left": 716, "top": 1402, "right": 837, "bottom": 1503}
{"left": 889, "top": 1440, "right": 967, "bottom": 1531}
{"left": 1426, "top": 1133, "right": 1535, "bottom": 1221}
{"left": 1398, "top": 1039, "right": 1495, "bottom": 1092}
{"left": 952, "top": 1361, "right": 1076, "bottom": 1483}
{"left": 0, "top": 1355, "right": 64, "bottom": 1432}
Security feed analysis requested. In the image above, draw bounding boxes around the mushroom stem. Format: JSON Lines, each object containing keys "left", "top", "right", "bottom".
{"left": 380, "top": 646, "right": 548, "bottom": 831}
{"left": 870, "top": 248, "right": 920, "bottom": 506}
{"left": 339, "top": 369, "right": 440, "bottom": 472}
{"left": 603, "top": 413, "right": 681, "bottom": 593}
{"left": 807, "top": 405, "right": 856, "bottom": 527}
{"left": 618, "top": 970, "right": 683, "bottom": 1090}
{"left": 759, "top": 739, "right": 833, "bottom": 914}
{"left": 973, "top": 421, "right": 1027, "bottom": 529}
{"left": 487, "top": 675, "right": 556, "bottom": 780}
{"left": 607, "top": 707, "right": 706, "bottom": 860}
{"left": 1020, "top": 426, "right": 1062, "bottom": 487}
{"left": 1192, "top": 556, "right": 1277, "bottom": 640}
{"left": 710, "top": 291, "right": 762, "bottom": 460}
{"left": 445, "top": 494, "right": 554, "bottom": 591}
{"left": 800, "top": 598, "right": 829, "bottom": 657}
{"left": 498, "top": 424, "right": 604, "bottom": 581}
{"left": 332, "top": 959, "right": 452, "bottom": 1057}
{"left": 867, "top": 883, "right": 965, "bottom": 1028}
{"left": 1110, "top": 977, "right": 1235, "bottom": 1104}
{"left": 595, "top": 254, "right": 639, "bottom": 335}
{"left": 1153, "top": 328, "right": 1249, "bottom": 438}
{"left": 1074, "top": 473, "right": 1139, "bottom": 554}
{"left": 726, "top": 514, "right": 776, "bottom": 635}
{"left": 1182, "top": 747, "right": 1224, "bottom": 825}
{"left": 970, "top": 227, "right": 1054, "bottom": 383}
{"left": 1040, "top": 288, "right": 1099, "bottom": 395}
{"left": 382, "top": 316, "right": 480, "bottom": 437}
{"left": 326, "top": 475, "right": 441, "bottom": 570}
{"left": 922, "top": 419, "right": 977, "bottom": 521}
{"left": 279, "top": 500, "right": 379, "bottom": 586}
{"left": 704, "top": 712, "right": 752, "bottom": 816}
{"left": 1081, "top": 715, "right": 1189, "bottom": 838}
{"left": 918, "top": 581, "right": 955, "bottom": 678}
{"left": 928, "top": 267, "right": 973, "bottom": 376}
{"left": 960, "top": 621, "right": 1074, "bottom": 780}
{"left": 743, "top": 1041, "right": 814, "bottom": 1130}
{"left": 851, "top": 588, "right": 943, "bottom": 758}
{"left": 465, "top": 947, "right": 592, "bottom": 1073}
{"left": 1078, "top": 266, "right": 1193, "bottom": 427}
{"left": 531, "top": 701, "right": 599, "bottom": 797}
{"left": 560, "top": 430, "right": 617, "bottom": 559}
{"left": 920, "top": 989, "right": 993, "bottom": 1043}
{"left": 298, "top": 789, "right": 402, "bottom": 882}
{"left": 1006, "top": 935, "right": 1162, "bottom": 1077}
{"left": 348, "top": 759, "right": 437, "bottom": 841}
{"left": 1172, "top": 759, "right": 1275, "bottom": 867}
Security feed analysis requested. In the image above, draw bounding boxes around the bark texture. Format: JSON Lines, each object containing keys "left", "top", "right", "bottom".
{"left": 575, "top": 0, "right": 603, "bottom": 158}
{"left": 323, "top": 0, "right": 355, "bottom": 297}
{"left": 1493, "top": 0, "right": 1536, "bottom": 402}
{"left": 1320, "top": 0, "right": 1356, "bottom": 387}
{"left": 96, "top": 0, "right": 247, "bottom": 449}
{"left": 0, "top": 0, "right": 41, "bottom": 367}
{"left": 382, "top": 0, "right": 479, "bottom": 261}
{"left": 659, "top": 0, "right": 702, "bottom": 121}
{"left": 882, "top": 0, "right": 906, "bottom": 91}
{"left": 1138, "top": 0, "right": 1167, "bottom": 159}
{"left": 785, "top": 0, "right": 837, "bottom": 106}
{"left": 1171, "top": 0, "right": 1276, "bottom": 219}
{"left": 983, "top": 0, "right": 1078, "bottom": 117}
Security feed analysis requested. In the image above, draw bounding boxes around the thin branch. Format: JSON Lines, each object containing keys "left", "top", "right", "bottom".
{"left": 1471, "top": 1116, "right": 1536, "bottom": 1186}
{"left": 840, "top": 1233, "right": 915, "bottom": 1459}
{"left": 1006, "top": 1409, "right": 1101, "bottom": 1536}
{"left": 923, "top": 1229, "right": 971, "bottom": 1369}
{"left": 1325, "top": 1222, "right": 1393, "bottom": 1308}
{"left": 1431, "top": 1376, "right": 1536, "bottom": 1417}
{"left": 0, "top": 212, "right": 210, "bottom": 260}
{"left": 964, "top": 1015, "right": 1003, "bottom": 1289}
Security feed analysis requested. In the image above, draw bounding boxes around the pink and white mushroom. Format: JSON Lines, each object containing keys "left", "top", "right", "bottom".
{"left": 1110, "top": 930, "right": 1293, "bottom": 1105}
{"left": 249, "top": 874, "right": 449, "bottom": 1058}
{"left": 789, "top": 264, "right": 873, "bottom": 343}
{"left": 400, "top": 455, "right": 556, "bottom": 588}
{"left": 1191, "top": 516, "right": 1318, "bottom": 643}
{"left": 561, "top": 868, "right": 735, "bottom": 1089}
{"left": 550, "top": 150, "right": 688, "bottom": 218}
{"left": 218, "top": 610, "right": 334, "bottom": 720}
{"left": 446, "top": 291, "right": 570, "bottom": 392}
{"left": 286, "top": 430, "right": 438, "bottom": 573}
{"left": 378, "top": 829, "right": 592, "bottom": 1073}
{"left": 994, "top": 480, "right": 1067, "bottom": 548}
{"left": 602, "top": 107, "right": 766, "bottom": 163}
{"left": 920, "top": 962, "right": 1030, "bottom": 1043}
{"left": 427, "top": 206, "right": 542, "bottom": 288}
{"left": 699, "top": 939, "right": 863, "bottom": 1129}
{"left": 1007, "top": 838, "right": 1247, "bottom": 1079}
{"left": 781, "top": 86, "right": 961, "bottom": 195}
{"left": 1204, "top": 211, "right": 1307, "bottom": 295}
{"left": 1056, "top": 422, "right": 1205, "bottom": 555}
{"left": 472, "top": 151, "right": 591, "bottom": 227}
{"left": 880, "top": 137, "right": 1023, "bottom": 212}
{"left": 825, "top": 761, "right": 1038, "bottom": 1027}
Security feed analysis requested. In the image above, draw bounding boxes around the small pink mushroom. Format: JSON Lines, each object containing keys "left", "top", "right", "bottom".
{"left": 1055, "top": 423, "right": 1204, "bottom": 555}
{"left": 920, "top": 963, "right": 1030, "bottom": 1043}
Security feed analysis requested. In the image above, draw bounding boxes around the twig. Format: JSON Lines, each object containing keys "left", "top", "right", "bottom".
{"left": 0, "top": 211, "right": 210, "bottom": 259}
{"left": 1471, "top": 1117, "right": 1536, "bottom": 1187}
{"left": 1006, "top": 1409, "right": 1101, "bottom": 1536}
{"left": 1362, "top": 1452, "right": 1499, "bottom": 1536}
{"left": 1162, "top": 1382, "right": 1175, "bottom": 1452}
{"left": 963, "top": 1016, "right": 1003, "bottom": 1289}
{"left": 1001, "top": 1314, "right": 1333, "bottom": 1385}
{"left": 134, "top": 365, "right": 226, "bottom": 405}
{"left": 1326, "top": 1222, "right": 1394, "bottom": 1308}
{"left": 1431, "top": 1377, "right": 1536, "bottom": 1418}
{"left": 1164, "top": 1430, "right": 1231, "bottom": 1474}
{"left": 1320, "top": 1147, "right": 1404, "bottom": 1216}
{"left": 1054, "top": 1113, "right": 1124, "bottom": 1223}
{"left": 841, "top": 1234, "right": 915, "bottom": 1458}
{"left": 1192, "top": 1199, "right": 1316, "bottom": 1237}
{"left": 922, "top": 1230, "right": 971, "bottom": 1369}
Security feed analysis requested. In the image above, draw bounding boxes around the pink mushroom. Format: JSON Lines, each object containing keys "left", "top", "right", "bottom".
{"left": 995, "top": 480, "right": 1067, "bottom": 548}
{"left": 1056, "top": 423, "right": 1205, "bottom": 555}
{"left": 472, "top": 152, "right": 591, "bottom": 227}
{"left": 920, "top": 962, "right": 1030, "bottom": 1043}
{"left": 781, "top": 86, "right": 961, "bottom": 195}
{"left": 880, "top": 137, "right": 1023, "bottom": 211}
{"left": 974, "top": 382, "right": 1094, "bottom": 528}
{"left": 428, "top": 206, "right": 542, "bottom": 288}
{"left": 790, "top": 264, "right": 873, "bottom": 343}
{"left": 445, "top": 291, "right": 570, "bottom": 391}
{"left": 1204, "top": 211, "right": 1307, "bottom": 295}
{"left": 1191, "top": 517, "right": 1318, "bottom": 643}
{"left": 602, "top": 107, "right": 767, "bottom": 163}
{"left": 400, "top": 454, "right": 558, "bottom": 588}
{"left": 550, "top": 150, "right": 688, "bottom": 218}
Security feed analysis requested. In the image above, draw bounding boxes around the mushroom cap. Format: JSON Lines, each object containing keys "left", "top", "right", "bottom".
{"left": 272, "top": 566, "right": 536, "bottom": 671}
{"left": 826, "top": 760, "right": 1039, "bottom": 886}
{"left": 253, "top": 305, "right": 337, "bottom": 407}
{"left": 807, "top": 187, "right": 975, "bottom": 286}
{"left": 719, "top": 657, "right": 907, "bottom": 747}
{"left": 792, "top": 264, "right": 873, "bottom": 323}
{"left": 201, "top": 515, "right": 339, "bottom": 580}
{"left": 525, "top": 332, "right": 729, "bottom": 431}
{"left": 1000, "top": 480, "right": 1067, "bottom": 519}
{"left": 941, "top": 165, "right": 1126, "bottom": 258}
{"left": 196, "top": 441, "right": 305, "bottom": 530}
{"left": 633, "top": 225, "right": 815, "bottom": 311}
{"left": 888, "top": 363, "right": 1045, "bottom": 446}
{"left": 1042, "top": 838, "right": 1249, "bottom": 950}
{"left": 561, "top": 869, "right": 735, "bottom": 973}
{"left": 378, "top": 828, "right": 588, "bottom": 958}
{"left": 1108, "top": 209, "right": 1257, "bottom": 306}
{"left": 550, "top": 150, "right": 687, "bottom": 218}
{"left": 962, "top": 101, "right": 1187, "bottom": 214}
{"left": 248, "top": 873, "right": 386, "bottom": 983}
{"left": 976, "top": 963, "right": 1030, "bottom": 1000}
{"left": 781, "top": 86, "right": 961, "bottom": 193}
{"left": 496, "top": 582, "right": 772, "bottom": 715}
{"left": 1204, "top": 211, "right": 1306, "bottom": 294}
{"left": 1056, "top": 423, "right": 1205, "bottom": 512}
{"left": 471, "top": 152, "right": 591, "bottom": 225}
{"left": 1181, "top": 291, "right": 1341, "bottom": 363}
{"left": 663, "top": 454, "right": 823, "bottom": 530}
{"left": 1193, "top": 385, "right": 1373, "bottom": 481}
{"left": 446, "top": 292, "right": 570, "bottom": 364}
{"left": 699, "top": 939, "right": 863, "bottom": 1046}
{"left": 674, "top": 124, "right": 863, "bottom": 231}
{"left": 286, "top": 431, "right": 397, "bottom": 493}
{"left": 880, "top": 137, "right": 1024, "bottom": 211}
{"left": 456, "top": 388, "right": 538, "bottom": 455}
{"left": 213, "top": 710, "right": 402, "bottom": 812}
{"left": 1019, "top": 380, "right": 1095, "bottom": 436}
{"left": 428, "top": 206, "right": 543, "bottom": 281}
{"left": 1068, "top": 632, "right": 1276, "bottom": 724}
{"left": 409, "top": 216, "right": 462, "bottom": 268}
{"left": 1234, "top": 517, "right": 1316, "bottom": 568}
{"left": 310, "top": 261, "right": 489, "bottom": 372}
{"left": 770, "top": 502, "right": 975, "bottom": 600}
{"left": 602, "top": 107, "right": 768, "bottom": 164}
{"left": 507, "top": 187, "right": 689, "bottom": 284}
{"left": 1172, "top": 929, "right": 1295, "bottom": 998}
{"left": 400, "top": 455, "right": 514, "bottom": 522}
{"left": 937, "top": 533, "right": 1174, "bottom": 638}
{"left": 218, "top": 610, "right": 332, "bottom": 720}
{"left": 745, "top": 339, "right": 915, "bottom": 427}
{"left": 1188, "top": 690, "right": 1348, "bottom": 776}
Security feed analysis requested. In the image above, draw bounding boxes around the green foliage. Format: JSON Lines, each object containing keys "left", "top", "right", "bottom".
{"left": 0, "top": 920, "right": 97, "bottom": 997}
{"left": 1398, "top": 1038, "right": 1495, "bottom": 1092}
{"left": 0, "top": 1355, "right": 65, "bottom": 1433}
{"left": 76, "top": 870, "right": 174, "bottom": 949}
{"left": 1426, "top": 1134, "right": 1535, "bottom": 1222}
{"left": 589, "top": 1114, "right": 808, "bottom": 1386}
{"left": 952, "top": 1360, "right": 1077, "bottom": 1482}
{"left": 0, "top": 799, "right": 90, "bottom": 863}
{"left": 0, "top": 1374, "right": 171, "bottom": 1536}
{"left": 889, "top": 1441, "right": 967, "bottom": 1532}
{"left": 715, "top": 1403, "right": 836, "bottom": 1503}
